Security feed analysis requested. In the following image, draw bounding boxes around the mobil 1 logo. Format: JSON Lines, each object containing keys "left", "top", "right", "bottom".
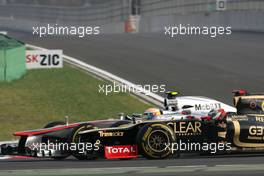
{"left": 26, "top": 50, "right": 63, "bottom": 69}
{"left": 195, "top": 103, "right": 221, "bottom": 111}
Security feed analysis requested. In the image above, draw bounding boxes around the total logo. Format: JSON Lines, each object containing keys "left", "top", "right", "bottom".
{"left": 104, "top": 145, "right": 138, "bottom": 159}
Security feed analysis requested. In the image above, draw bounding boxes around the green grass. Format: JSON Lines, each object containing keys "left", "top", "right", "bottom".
{"left": 0, "top": 65, "right": 151, "bottom": 140}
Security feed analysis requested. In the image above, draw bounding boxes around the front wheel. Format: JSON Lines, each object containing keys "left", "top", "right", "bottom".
{"left": 70, "top": 123, "right": 97, "bottom": 160}
{"left": 136, "top": 123, "right": 175, "bottom": 159}
{"left": 43, "top": 121, "right": 68, "bottom": 160}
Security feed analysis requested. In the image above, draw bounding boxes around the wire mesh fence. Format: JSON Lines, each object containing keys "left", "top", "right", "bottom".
{"left": 0, "top": 0, "right": 263, "bottom": 24}
{"left": 0, "top": 0, "right": 263, "bottom": 32}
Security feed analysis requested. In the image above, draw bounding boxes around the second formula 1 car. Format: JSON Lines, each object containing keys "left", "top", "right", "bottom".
{"left": 1, "top": 90, "right": 263, "bottom": 160}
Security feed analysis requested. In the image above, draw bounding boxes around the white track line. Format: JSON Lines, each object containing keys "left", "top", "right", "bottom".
{"left": 0, "top": 156, "right": 11, "bottom": 160}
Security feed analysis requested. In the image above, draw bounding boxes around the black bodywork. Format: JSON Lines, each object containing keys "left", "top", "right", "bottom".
{"left": 2, "top": 90, "right": 264, "bottom": 159}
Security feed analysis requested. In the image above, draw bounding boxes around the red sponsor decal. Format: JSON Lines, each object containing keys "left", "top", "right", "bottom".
{"left": 26, "top": 54, "right": 39, "bottom": 63}
{"left": 104, "top": 145, "right": 138, "bottom": 159}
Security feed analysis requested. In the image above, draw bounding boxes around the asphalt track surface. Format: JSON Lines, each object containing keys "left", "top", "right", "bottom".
{"left": 1, "top": 154, "right": 264, "bottom": 176}
{"left": 1, "top": 30, "right": 264, "bottom": 175}
{"left": 8, "top": 31, "right": 264, "bottom": 105}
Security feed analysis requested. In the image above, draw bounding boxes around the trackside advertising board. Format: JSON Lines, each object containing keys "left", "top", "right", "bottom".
{"left": 26, "top": 50, "right": 63, "bottom": 69}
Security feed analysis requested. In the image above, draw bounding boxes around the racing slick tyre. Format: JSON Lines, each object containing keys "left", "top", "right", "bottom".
{"left": 43, "top": 121, "right": 68, "bottom": 160}
{"left": 44, "top": 121, "right": 66, "bottom": 128}
{"left": 70, "top": 123, "right": 97, "bottom": 160}
{"left": 136, "top": 123, "right": 176, "bottom": 159}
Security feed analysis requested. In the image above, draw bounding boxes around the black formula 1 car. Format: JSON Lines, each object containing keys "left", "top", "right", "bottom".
{"left": 1, "top": 90, "right": 264, "bottom": 160}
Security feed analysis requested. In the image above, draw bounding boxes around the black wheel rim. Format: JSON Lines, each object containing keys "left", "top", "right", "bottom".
{"left": 147, "top": 130, "right": 170, "bottom": 152}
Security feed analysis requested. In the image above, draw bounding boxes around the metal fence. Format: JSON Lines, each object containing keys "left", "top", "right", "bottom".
{"left": 0, "top": 0, "right": 130, "bottom": 25}
{"left": 0, "top": 0, "right": 263, "bottom": 33}
{"left": 139, "top": 0, "right": 264, "bottom": 32}
{"left": 141, "top": 0, "right": 264, "bottom": 17}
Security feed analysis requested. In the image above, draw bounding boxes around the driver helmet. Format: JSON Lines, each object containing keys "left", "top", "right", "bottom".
{"left": 143, "top": 108, "right": 161, "bottom": 120}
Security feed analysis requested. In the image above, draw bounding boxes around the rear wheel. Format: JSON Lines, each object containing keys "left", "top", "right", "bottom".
{"left": 136, "top": 123, "right": 175, "bottom": 159}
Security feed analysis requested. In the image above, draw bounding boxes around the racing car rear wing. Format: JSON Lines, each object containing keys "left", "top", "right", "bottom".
{"left": 232, "top": 90, "right": 264, "bottom": 115}
{"left": 232, "top": 89, "right": 264, "bottom": 96}
{"left": 232, "top": 89, "right": 248, "bottom": 96}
